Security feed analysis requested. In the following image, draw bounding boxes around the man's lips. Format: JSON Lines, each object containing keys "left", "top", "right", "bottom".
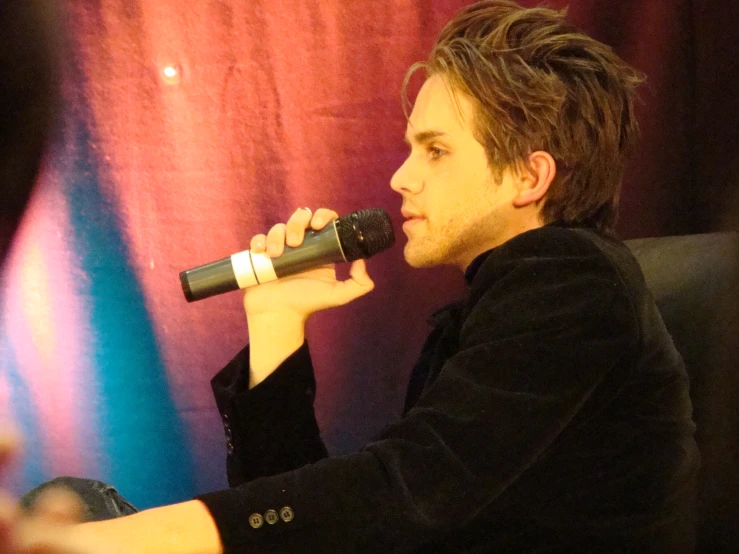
{"left": 401, "top": 209, "right": 425, "bottom": 231}
{"left": 401, "top": 208, "right": 423, "bottom": 219}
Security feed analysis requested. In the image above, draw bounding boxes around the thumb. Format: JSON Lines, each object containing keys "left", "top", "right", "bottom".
{"left": 0, "top": 489, "right": 20, "bottom": 542}
{"left": 0, "top": 425, "right": 23, "bottom": 472}
{"left": 330, "top": 259, "right": 375, "bottom": 306}
{"left": 30, "top": 487, "right": 85, "bottom": 524}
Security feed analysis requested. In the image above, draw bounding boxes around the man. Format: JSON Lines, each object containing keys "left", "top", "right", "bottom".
{"left": 7, "top": 1, "right": 700, "bottom": 552}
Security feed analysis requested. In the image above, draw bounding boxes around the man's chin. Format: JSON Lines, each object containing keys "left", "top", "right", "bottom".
{"left": 403, "top": 244, "right": 441, "bottom": 268}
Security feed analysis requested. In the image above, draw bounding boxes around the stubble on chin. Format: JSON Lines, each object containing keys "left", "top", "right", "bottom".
{"left": 402, "top": 242, "right": 422, "bottom": 268}
{"left": 403, "top": 235, "right": 447, "bottom": 268}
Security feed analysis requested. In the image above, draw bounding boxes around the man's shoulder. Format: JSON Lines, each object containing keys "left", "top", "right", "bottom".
{"left": 474, "top": 225, "right": 633, "bottom": 283}
{"left": 467, "top": 224, "right": 648, "bottom": 313}
{"left": 496, "top": 224, "right": 624, "bottom": 260}
{"left": 458, "top": 224, "right": 645, "bottom": 354}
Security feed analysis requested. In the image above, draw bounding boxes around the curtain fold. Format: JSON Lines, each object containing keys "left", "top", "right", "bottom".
{"left": 1, "top": 0, "right": 736, "bottom": 507}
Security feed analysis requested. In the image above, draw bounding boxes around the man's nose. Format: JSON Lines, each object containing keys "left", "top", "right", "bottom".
{"left": 390, "top": 156, "right": 422, "bottom": 194}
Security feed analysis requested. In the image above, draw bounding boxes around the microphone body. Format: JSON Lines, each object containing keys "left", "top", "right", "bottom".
{"left": 180, "top": 209, "right": 394, "bottom": 302}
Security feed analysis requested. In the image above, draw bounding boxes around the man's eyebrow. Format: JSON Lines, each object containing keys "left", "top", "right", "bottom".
{"left": 403, "top": 130, "right": 448, "bottom": 144}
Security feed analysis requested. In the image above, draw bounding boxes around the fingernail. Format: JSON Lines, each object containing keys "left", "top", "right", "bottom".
{"left": 288, "top": 233, "right": 298, "bottom": 245}
{"left": 313, "top": 217, "right": 323, "bottom": 227}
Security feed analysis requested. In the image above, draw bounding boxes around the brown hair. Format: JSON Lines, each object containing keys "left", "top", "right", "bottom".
{"left": 403, "top": 0, "right": 645, "bottom": 235}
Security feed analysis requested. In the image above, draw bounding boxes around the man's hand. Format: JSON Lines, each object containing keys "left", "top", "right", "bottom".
{"left": 0, "top": 426, "right": 91, "bottom": 554}
{"left": 10, "top": 489, "right": 90, "bottom": 554}
{"left": 0, "top": 429, "right": 20, "bottom": 479}
{"left": 243, "top": 207, "right": 375, "bottom": 320}
{"left": 244, "top": 207, "right": 375, "bottom": 387}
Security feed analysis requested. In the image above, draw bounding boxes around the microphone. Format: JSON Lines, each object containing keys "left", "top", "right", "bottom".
{"left": 179, "top": 208, "right": 395, "bottom": 302}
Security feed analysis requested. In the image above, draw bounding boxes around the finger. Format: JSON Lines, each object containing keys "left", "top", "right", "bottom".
{"left": 347, "top": 259, "right": 374, "bottom": 289}
{"left": 285, "top": 207, "right": 314, "bottom": 248}
{"left": 14, "top": 518, "right": 79, "bottom": 554}
{"left": 310, "top": 208, "right": 339, "bottom": 230}
{"left": 0, "top": 490, "right": 20, "bottom": 545}
{"left": 0, "top": 426, "right": 22, "bottom": 471}
{"left": 266, "top": 223, "right": 287, "bottom": 258}
{"left": 250, "top": 234, "right": 267, "bottom": 253}
{"left": 331, "top": 259, "right": 375, "bottom": 306}
{"left": 30, "top": 487, "right": 84, "bottom": 525}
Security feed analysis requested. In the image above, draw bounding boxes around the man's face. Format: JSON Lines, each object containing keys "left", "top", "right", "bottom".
{"left": 391, "top": 74, "right": 520, "bottom": 270}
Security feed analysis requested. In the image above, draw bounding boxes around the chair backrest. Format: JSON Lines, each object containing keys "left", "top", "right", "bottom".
{"left": 627, "top": 233, "right": 739, "bottom": 553}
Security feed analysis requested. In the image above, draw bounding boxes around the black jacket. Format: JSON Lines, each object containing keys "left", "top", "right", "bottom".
{"left": 198, "top": 225, "right": 699, "bottom": 552}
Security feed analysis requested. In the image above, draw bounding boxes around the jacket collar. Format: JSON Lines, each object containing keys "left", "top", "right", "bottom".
{"left": 463, "top": 221, "right": 574, "bottom": 285}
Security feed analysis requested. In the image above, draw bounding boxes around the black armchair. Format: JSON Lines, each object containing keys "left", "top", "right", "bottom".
{"left": 627, "top": 233, "right": 739, "bottom": 553}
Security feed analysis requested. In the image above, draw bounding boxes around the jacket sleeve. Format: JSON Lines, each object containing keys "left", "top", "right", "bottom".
{"left": 210, "top": 341, "right": 328, "bottom": 486}
{"left": 197, "top": 242, "right": 639, "bottom": 552}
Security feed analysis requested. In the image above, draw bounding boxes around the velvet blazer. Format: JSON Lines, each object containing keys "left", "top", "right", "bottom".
{"left": 198, "top": 225, "right": 699, "bottom": 553}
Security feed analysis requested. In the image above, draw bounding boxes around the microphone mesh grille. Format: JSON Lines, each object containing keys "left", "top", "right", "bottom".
{"left": 335, "top": 208, "right": 395, "bottom": 262}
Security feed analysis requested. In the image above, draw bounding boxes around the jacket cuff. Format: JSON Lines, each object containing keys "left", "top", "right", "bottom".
{"left": 211, "top": 342, "right": 315, "bottom": 408}
{"left": 210, "top": 341, "right": 324, "bottom": 486}
{"left": 197, "top": 471, "right": 303, "bottom": 550}
{"left": 196, "top": 452, "right": 385, "bottom": 553}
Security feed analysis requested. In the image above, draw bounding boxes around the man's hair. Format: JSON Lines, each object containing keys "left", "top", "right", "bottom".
{"left": 0, "top": 0, "right": 59, "bottom": 261}
{"left": 403, "top": 0, "right": 645, "bottom": 234}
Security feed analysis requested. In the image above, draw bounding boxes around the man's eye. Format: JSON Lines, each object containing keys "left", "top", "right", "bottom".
{"left": 428, "top": 146, "right": 445, "bottom": 160}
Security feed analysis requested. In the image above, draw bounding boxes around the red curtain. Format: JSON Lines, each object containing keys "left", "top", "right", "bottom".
{"left": 2, "top": 0, "right": 737, "bottom": 506}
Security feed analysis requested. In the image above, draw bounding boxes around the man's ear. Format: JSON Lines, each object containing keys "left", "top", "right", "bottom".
{"left": 512, "top": 151, "right": 556, "bottom": 208}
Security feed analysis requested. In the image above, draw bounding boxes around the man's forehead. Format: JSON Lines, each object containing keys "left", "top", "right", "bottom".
{"left": 405, "top": 75, "right": 473, "bottom": 140}
{"left": 403, "top": 125, "right": 448, "bottom": 143}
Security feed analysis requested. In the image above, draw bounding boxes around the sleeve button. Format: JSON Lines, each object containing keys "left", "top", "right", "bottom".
{"left": 265, "top": 509, "right": 279, "bottom": 525}
{"left": 279, "top": 506, "right": 294, "bottom": 522}
{"left": 249, "top": 513, "right": 264, "bottom": 529}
